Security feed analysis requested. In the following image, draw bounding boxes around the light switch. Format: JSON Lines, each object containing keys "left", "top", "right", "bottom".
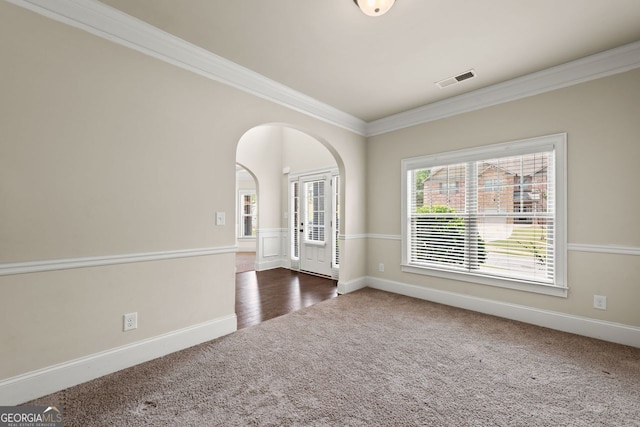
{"left": 215, "top": 211, "right": 225, "bottom": 226}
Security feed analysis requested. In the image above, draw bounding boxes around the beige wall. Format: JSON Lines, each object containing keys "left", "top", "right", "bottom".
{"left": 236, "top": 126, "right": 284, "bottom": 229}
{"left": 0, "top": 255, "right": 235, "bottom": 378}
{"left": 282, "top": 127, "right": 337, "bottom": 176}
{"left": 280, "top": 127, "right": 339, "bottom": 235}
{"left": 366, "top": 69, "right": 640, "bottom": 327}
{"left": 237, "top": 125, "right": 338, "bottom": 231}
{"left": 8, "top": 0, "right": 636, "bottom": 391}
{"left": 0, "top": 2, "right": 365, "bottom": 381}
{"left": 236, "top": 125, "right": 340, "bottom": 262}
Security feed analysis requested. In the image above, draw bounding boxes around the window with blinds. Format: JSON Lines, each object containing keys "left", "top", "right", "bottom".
{"left": 305, "top": 180, "right": 325, "bottom": 243}
{"left": 333, "top": 175, "right": 340, "bottom": 268}
{"left": 401, "top": 134, "right": 566, "bottom": 295}
{"left": 291, "top": 181, "right": 300, "bottom": 259}
{"left": 238, "top": 190, "right": 257, "bottom": 238}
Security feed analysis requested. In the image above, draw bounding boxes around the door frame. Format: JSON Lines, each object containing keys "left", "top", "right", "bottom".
{"left": 289, "top": 168, "right": 339, "bottom": 278}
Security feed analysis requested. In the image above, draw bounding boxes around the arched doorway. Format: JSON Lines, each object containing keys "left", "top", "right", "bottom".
{"left": 235, "top": 124, "right": 345, "bottom": 278}
{"left": 235, "top": 164, "right": 258, "bottom": 272}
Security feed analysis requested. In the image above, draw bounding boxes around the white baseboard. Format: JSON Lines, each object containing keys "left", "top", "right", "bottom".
{"left": 367, "top": 276, "right": 640, "bottom": 349}
{"left": 255, "top": 258, "right": 286, "bottom": 271}
{"left": 337, "top": 276, "right": 368, "bottom": 294}
{"left": 0, "top": 314, "right": 237, "bottom": 405}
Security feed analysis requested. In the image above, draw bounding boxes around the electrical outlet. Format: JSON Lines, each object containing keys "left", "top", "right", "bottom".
{"left": 593, "top": 295, "right": 607, "bottom": 310}
{"left": 215, "top": 211, "right": 225, "bottom": 226}
{"left": 379, "top": 263, "right": 385, "bottom": 272}
{"left": 123, "top": 312, "right": 138, "bottom": 331}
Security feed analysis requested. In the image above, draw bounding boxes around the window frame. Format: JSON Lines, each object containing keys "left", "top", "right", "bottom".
{"left": 304, "top": 180, "right": 327, "bottom": 244}
{"left": 401, "top": 133, "right": 567, "bottom": 297}
{"left": 289, "top": 169, "right": 340, "bottom": 269}
{"left": 483, "top": 178, "right": 502, "bottom": 192}
{"left": 290, "top": 181, "right": 300, "bottom": 260}
{"left": 333, "top": 175, "right": 340, "bottom": 269}
{"left": 439, "top": 181, "right": 459, "bottom": 194}
{"left": 237, "top": 189, "right": 257, "bottom": 239}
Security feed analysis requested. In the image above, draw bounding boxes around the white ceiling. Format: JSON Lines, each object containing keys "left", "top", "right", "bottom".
{"left": 99, "top": 0, "right": 640, "bottom": 122}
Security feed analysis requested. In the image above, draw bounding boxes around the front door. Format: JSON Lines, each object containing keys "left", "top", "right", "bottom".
{"left": 299, "top": 175, "right": 333, "bottom": 277}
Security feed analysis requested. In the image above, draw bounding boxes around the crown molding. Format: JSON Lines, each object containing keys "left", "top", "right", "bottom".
{"left": 7, "top": 1, "right": 639, "bottom": 138}
{"left": 366, "top": 40, "right": 640, "bottom": 136}
{"left": 6, "top": 0, "right": 367, "bottom": 136}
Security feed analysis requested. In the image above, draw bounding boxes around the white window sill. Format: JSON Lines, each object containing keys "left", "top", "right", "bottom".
{"left": 401, "top": 264, "right": 568, "bottom": 297}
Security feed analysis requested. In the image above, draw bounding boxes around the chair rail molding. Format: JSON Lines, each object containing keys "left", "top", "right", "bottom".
{"left": 0, "top": 246, "right": 237, "bottom": 276}
{"left": 367, "top": 234, "right": 402, "bottom": 241}
{"left": 567, "top": 243, "right": 640, "bottom": 256}
{"left": 339, "top": 234, "right": 368, "bottom": 241}
{"left": 366, "top": 235, "right": 640, "bottom": 256}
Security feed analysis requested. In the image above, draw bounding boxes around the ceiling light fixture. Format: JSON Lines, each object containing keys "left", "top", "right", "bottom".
{"left": 353, "top": 0, "right": 396, "bottom": 17}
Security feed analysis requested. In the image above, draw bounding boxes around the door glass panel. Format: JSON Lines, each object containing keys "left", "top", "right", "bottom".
{"left": 291, "top": 181, "right": 299, "bottom": 259}
{"left": 305, "top": 180, "right": 325, "bottom": 243}
{"left": 333, "top": 175, "right": 340, "bottom": 267}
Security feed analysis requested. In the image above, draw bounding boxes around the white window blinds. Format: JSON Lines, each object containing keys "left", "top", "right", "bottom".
{"left": 402, "top": 134, "right": 566, "bottom": 292}
{"left": 305, "top": 180, "right": 326, "bottom": 243}
{"left": 333, "top": 175, "right": 340, "bottom": 268}
{"left": 291, "top": 181, "right": 300, "bottom": 259}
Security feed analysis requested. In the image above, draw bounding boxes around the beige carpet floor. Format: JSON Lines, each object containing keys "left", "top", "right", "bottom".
{"left": 29, "top": 288, "right": 640, "bottom": 426}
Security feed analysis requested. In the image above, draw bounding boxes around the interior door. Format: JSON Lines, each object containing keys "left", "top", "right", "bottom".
{"left": 299, "top": 175, "right": 333, "bottom": 277}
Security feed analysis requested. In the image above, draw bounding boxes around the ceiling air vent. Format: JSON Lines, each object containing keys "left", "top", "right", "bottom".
{"left": 436, "top": 69, "right": 476, "bottom": 89}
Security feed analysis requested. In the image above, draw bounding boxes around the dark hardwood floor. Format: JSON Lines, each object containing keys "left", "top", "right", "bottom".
{"left": 235, "top": 268, "right": 338, "bottom": 329}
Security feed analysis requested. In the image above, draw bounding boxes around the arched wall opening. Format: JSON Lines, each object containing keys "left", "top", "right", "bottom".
{"left": 235, "top": 164, "right": 259, "bottom": 271}
{"left": 235, "top": 123, "right": 345, "bottom": 279}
